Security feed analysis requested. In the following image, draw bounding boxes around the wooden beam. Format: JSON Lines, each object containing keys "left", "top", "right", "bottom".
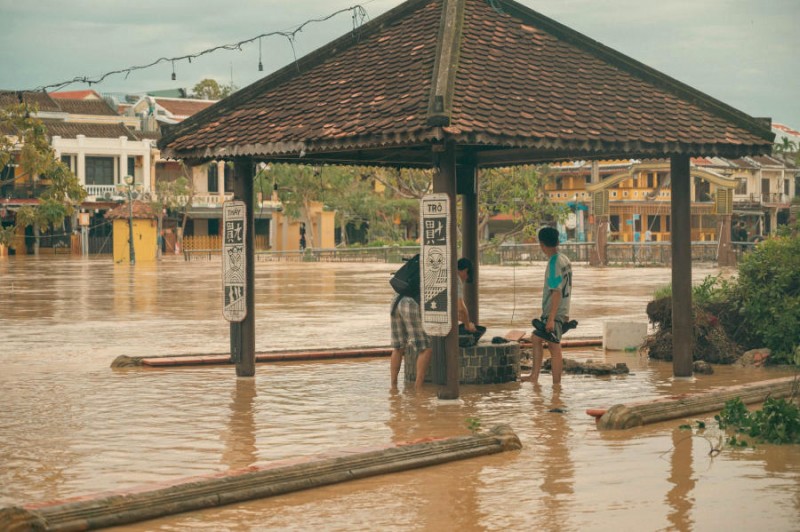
{"left": 458, "top": 163, "right": 479, "bottom": 324}
{"left": 433, "top": 142, "right": 460, "bottom": 399}
{"left": 233, "top": 159, "right": 256, "bottom": 377}
{"left": 670, "top": 155, "right": 693, "bottom": 378}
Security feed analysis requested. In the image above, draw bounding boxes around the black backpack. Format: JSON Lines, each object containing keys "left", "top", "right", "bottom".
{"left": 390, "top": 254, "right": 420, "bottom": 314}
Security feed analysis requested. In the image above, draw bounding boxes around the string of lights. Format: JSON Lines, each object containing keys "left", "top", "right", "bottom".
{"left": 32, "top": 5, "right": 369, "bottom": 93}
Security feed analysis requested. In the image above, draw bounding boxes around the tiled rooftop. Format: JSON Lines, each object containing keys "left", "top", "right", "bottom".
{"left": 40, "top": 119, "right": 139, "bottom": 141}
{"left": 158, "top": 0, "right": 774, "bottom": 163}
{"left": 50, "top": 98, "right": 118, "bottom": 116}
{"left": 155, "top": 98, "right": 216, "bottom": 119}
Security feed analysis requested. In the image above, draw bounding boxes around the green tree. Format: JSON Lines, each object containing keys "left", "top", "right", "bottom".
{"left": 191, "top": 79, "right": 234, "bottom": 100}
{"left": 155, "top": 164, "right": 195, "bottom": 248}
{"left": 320, "top": 167, "right": 377, "bottom": 246}
{"left": 0, "top": 102, "right": 87, "bottom": 251}
{"left": 479, "top": 165, "right": 566, "bottom": 246}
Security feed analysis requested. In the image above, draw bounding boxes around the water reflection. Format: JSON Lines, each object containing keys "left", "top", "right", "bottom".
{"left": 221, "top": 378, "right": 258, "bottom": 471}
{"left": 666, "top": 427, "right": 695, "bottom": 531}
{"left": 532, "top": 387, "right": 574, "bottom": 530}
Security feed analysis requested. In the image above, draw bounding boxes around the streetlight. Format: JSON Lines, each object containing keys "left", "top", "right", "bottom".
{"left": 123, "top": 174, "right": 136, "bottom": 265}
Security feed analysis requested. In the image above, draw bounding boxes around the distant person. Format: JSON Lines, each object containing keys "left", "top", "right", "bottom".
{"left": 526, "top": 226, "right": 573, "bottom": 386}
{"left": 457, "top": 258, "right": 476, "bottom": 333}
{"left": 389, "top": 259, "right": 431, "bottom": 391}
{"left": 299, "top": 223, "right": 307, "bottom": 250}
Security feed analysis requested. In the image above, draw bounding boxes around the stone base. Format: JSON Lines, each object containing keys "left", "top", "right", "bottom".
{"left": 403, "top": 341, "right": 521, "bottom": 384}
{"left": 603, "top": 321, "right": 647, "bottom": 350}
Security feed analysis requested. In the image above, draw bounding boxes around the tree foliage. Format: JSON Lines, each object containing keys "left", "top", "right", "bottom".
{"left": 191, "top": 79, "right": 234, "bottom": 100}
{"left": 0, "top": 102, "right": 87, "bottom": 248}
{"left": 479, "top": 165, "right": 567, "bottom": 245}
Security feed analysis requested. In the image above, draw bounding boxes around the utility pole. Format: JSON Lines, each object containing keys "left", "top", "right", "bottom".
{"left": 124, "top": 175, "right": 136, "bottom": 265}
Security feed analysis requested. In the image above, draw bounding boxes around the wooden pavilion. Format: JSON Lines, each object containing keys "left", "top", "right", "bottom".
{"left": 159, "top": 0, "right": 773, "bottom": 397}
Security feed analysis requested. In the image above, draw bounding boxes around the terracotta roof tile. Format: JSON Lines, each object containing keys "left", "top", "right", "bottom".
{"left": 40, "top": 119, "right": 139, "bottom": 141}
{"left": 50, "top": 97, "right": 119, "bottom": 116}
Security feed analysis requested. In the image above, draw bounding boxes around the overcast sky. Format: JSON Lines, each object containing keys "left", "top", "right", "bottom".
{"left": 2, "top": 0, "right": 798, "bottom": 129}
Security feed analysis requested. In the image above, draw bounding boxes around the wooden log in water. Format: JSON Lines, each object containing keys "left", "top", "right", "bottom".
{"left": 111, "top": 347, "right": 395, "bottom": 368}
{"left": 1, "top": 425, "right": 521, "bottom": 531}
{"left": 596, "top": 376, "right": 798, "bottom": 430}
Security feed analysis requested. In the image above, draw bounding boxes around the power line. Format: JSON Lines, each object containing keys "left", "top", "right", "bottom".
{"left": 31, "top": 5, "right": 369, "bottom": 93}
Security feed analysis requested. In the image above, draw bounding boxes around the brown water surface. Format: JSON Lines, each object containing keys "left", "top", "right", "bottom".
{"left": 1, "top": 256, "right": 798, "bottom": 531}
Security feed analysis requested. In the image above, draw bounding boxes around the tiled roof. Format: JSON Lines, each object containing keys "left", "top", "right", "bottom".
{"left": 50, "top": 90, "right": 103, "bottom": 100}
{"left": 105, "top": 200, "right": 158, "bottom": 219}
{"left": 40, "top": 119, "right": 139, "bottom": 141}
{"left": 155, "top": 98, "right": 216, "bottom": 119}
{"left": 159, "top": 0, "right": 773, "bottom": 164}
{"left": 50, "top": 97, "right": 119, "bottom": 116}
{"left": 0, "top": 90, "right": 61, "bottom": 112}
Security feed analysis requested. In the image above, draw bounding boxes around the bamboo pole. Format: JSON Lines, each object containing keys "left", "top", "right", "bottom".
{"left": 2, "top": 426, "right": 521, "bottom": 531}
{"left": 596, "top": 376, "right": 798, "bottom": 430}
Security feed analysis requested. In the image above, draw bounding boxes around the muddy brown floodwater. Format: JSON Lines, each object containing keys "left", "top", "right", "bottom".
{"left": 1, "top": 256, "right": 798, "bottom": 531}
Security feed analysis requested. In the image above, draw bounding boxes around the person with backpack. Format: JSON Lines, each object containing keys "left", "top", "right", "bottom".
{"left": 389, "top": 254, "right": 432, "bottom": 390}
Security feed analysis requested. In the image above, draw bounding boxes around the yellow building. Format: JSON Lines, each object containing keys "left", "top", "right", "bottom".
{"left": 105, "top": 200, "right": 159, "bottom": 263}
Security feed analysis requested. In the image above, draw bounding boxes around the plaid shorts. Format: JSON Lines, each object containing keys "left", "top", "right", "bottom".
{"left": 390, "top": 296, "right": 431, "bottom": 351}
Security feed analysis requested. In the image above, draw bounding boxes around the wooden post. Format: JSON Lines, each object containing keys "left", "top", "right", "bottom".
{"left": 233, "top": 159, "right": 256, "bottom": 377}
{"left": 458, "top": 162, "right": 479, "bottom": 324}
{"left": 433, "top": 142, "right": 460, "bottom": 400}
{"left": 717, "top": 214, "right": 736, "bottom": 267}
{"left": 670, "top": 155, "right": 693, "bottom": 378}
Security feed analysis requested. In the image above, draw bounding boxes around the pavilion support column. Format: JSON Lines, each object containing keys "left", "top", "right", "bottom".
{"left": 670, "top": 155, "right": 693, "bottom": 378}
{"left": 233, "top": 158, "right": 256, "bottom": 377}
{"left": 458, "top": 163, "right": 479, "bottom": 324}
{"left": 433, "top": 142, "right": 460, "bottom": 400}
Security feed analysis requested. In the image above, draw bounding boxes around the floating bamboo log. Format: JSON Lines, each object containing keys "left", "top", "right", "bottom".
{"left": 111, "top": 337, "right": 603, "bottom": 369}
{"left": 111, "top": 347, "right": 395, "bottom": 368}
{"left": 1, "top": 425, "right": 521, "bottom": 531}
{"left": 595, "top": 376, "right": 798, "bottom": 430}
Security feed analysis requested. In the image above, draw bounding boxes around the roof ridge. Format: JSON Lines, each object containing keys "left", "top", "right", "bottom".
{"left": 426, "top": 0, "right": 465, "bottom": 126}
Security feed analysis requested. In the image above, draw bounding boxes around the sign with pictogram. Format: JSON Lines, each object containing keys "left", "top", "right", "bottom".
{"left": 222, "top": 201, "right": 247, "bottom": 322}
{"left": 420, "top": 193, "right": 451, "bottom": 336}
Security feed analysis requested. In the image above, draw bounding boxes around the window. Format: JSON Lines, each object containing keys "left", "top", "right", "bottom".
{"left": 85, "top": 156, "right": 115, "bottom": 185}
{"left": 735, "top": 178, "right": 747, "bottom": 195}
{"left": 224, "top": 164, "right": 235, "bottom": 193}
{"left": 208, "top": 218, "right": 220, "bottom": 235}
{"left": 208, "top": 164, "right": 219, "bottom": 193}
{"left": 647, "top": 215, "right": 661, "bottom": 232}
{"left": 609, "top": 215, "right": 620, "bottom": 232}
{"left": 60, "top": 154, "right": 75, "bottom": 172}
{"left": 127, "top": 157, "right": 135, "bottom": 179}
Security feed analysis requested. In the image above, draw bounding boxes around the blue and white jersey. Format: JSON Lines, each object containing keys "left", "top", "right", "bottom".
{"left": 541, "top": 253, "right": 572, "bottom": 321}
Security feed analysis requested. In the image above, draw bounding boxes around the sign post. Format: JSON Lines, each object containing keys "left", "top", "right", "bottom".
{"left": 420, "top": 193, "right": 451, "bottom": 336}
{"left": 222, "top": 201, "right": 247, "bottom": 323}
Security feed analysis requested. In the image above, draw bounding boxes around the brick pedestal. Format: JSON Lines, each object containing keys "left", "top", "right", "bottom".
{"left": 403, "top": 341, "right": 520, "bottom": 384}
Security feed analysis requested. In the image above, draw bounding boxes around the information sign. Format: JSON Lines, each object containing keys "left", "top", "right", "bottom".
{"left": 420, "top": 193, "right": 451, "bottom": 336}
{"left": 222, "top": 201, "right": 247, "bottom": 322}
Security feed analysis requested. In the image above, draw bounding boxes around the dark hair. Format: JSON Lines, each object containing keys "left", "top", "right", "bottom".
{"left": 538, "top": 226, "right": 560, "bottom": 247}
{"left": 457, "top": 257, "right": 473, "bottom": 283}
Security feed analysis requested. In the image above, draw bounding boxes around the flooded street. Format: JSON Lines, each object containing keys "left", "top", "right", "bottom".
{"left": 1, "top": 256, "right": 798, "bottom": 531}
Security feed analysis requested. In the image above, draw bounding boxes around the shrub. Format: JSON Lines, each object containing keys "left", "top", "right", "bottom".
{"left": 736, "top": 234, "right": 800, "bottom": 364}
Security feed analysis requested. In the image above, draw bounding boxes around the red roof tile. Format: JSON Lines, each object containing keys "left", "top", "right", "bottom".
{"left": 159, "top": 0, "right": 773, "bottom": 164}
{"left": 40, "top": 119, "right": 139, "bottom": 141}
{"left": 50, "top": 90, "right": 103, "bottom": 100}
{"left": 155, "top": 98, "right": 216, "bottom": 119}
{"left": 49, "top": 98, "right": 119, "bottom": 116}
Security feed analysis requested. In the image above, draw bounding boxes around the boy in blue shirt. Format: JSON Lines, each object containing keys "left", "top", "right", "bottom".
{"left": 527, "top": 226, "right": 573, "bottom": 386}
